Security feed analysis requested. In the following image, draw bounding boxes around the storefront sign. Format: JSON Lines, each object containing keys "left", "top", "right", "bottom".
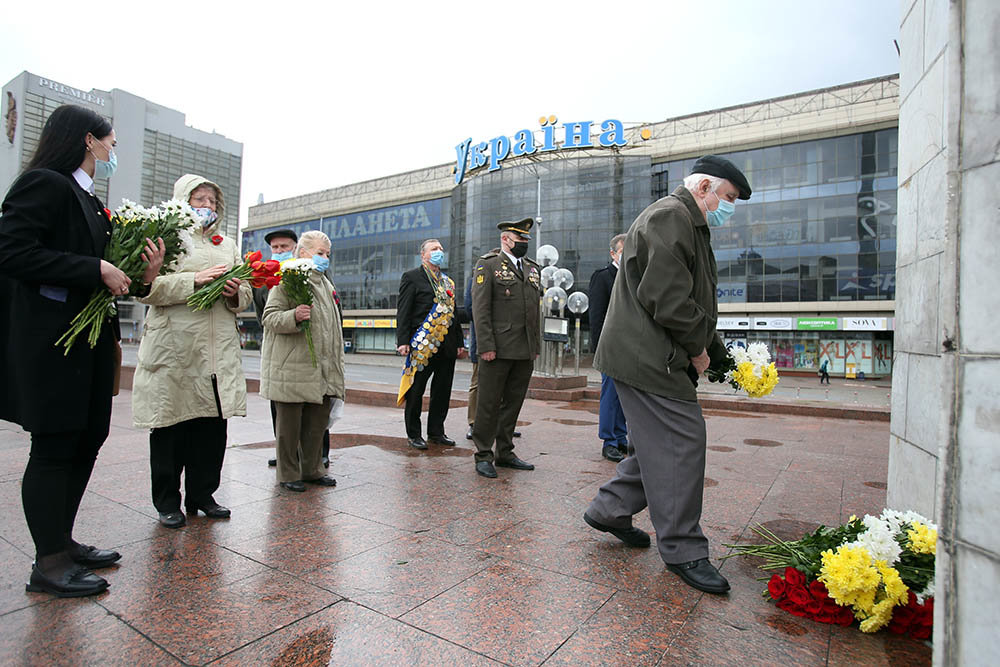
{"left": 344, "top": 319, "right": 396, "bottom": 329}
{"left": 843, "top": 317, "right": 889, "bottom": 331}
{"left": 717, "top": 317, "right": 750, "bottom": 330}
{"left": 753, "top": 317, "right": 794, "bottom": 330}
{"left": 717, "top": 282, "right": 746, "bottom": 302}
{"left": 454, "top": 116, "right": 629, "bottom": 184}
{"left": 797, "top": 317, "right": 838, "bottom": 331}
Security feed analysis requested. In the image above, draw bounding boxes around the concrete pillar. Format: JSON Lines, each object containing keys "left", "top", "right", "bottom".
{"left": 890, "top": 0, "right": 1000, "bottom": 663}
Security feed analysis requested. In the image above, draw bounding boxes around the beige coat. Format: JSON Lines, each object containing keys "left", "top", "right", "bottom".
{"left": 260, "top": 271, "right": 345, "bottom": 404}
{"left": 131, "top": 175, "right": 252, "bottom": 428}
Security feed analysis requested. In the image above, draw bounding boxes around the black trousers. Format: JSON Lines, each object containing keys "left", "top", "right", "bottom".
{"left": 149, "top": 417, "right": 227, "bottom": 513}
{"left": 403, "top": 353, "right": 456, "bottom": 440}
{"left": 21, "top": 334, "right": 113, "bottom": 558}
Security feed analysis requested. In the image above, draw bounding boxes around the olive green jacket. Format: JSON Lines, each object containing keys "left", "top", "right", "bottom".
{"left": 260, "top": 272, "right": 345, "bottom": 404}
{"left": 472, "top": 249, "right": 541, "bottom": 360}
{"left": 594, "top": 186, "right": 727, "bottom": 401}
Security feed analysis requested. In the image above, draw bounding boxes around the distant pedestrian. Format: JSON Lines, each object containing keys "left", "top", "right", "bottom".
{"left": 588, "top": 233, "right": 628, "bottom": 463}
{"left": 819, "top": 359, "right": 830, "bottom": 384}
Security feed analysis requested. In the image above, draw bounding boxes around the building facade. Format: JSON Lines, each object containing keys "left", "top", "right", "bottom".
{"left": 2, "top": 71, "right": 244, "bottom": 340}
{"left": 246, "top": 75, "right": 899, "bottom": 376}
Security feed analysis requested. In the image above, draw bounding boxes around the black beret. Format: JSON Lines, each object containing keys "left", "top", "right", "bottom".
{"left": 691, "top": 155, "right": 752, "bottom": 200}
{"left": 497, "top": 217, "right": 534, "bottom": 239}
{"left": 264, "top": 228, "right": 298, "bottom": 244}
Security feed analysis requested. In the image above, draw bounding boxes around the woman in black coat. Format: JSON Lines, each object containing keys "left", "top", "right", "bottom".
{"left": 0, "top": 105, "right": 161, "bottom": 597}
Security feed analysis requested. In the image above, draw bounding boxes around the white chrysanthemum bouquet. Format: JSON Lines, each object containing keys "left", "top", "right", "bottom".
{"left": 706, "top": 341, "right": 780, "bottom": 398}
{"left": 56, "top": 199, "right": 198, "bottom": 354}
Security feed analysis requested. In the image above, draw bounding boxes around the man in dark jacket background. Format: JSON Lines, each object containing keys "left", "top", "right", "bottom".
{"left": 396, "top": 239, "right": 465, "bottom": 450}
{"left": 583, "top": 156, "right": 751, "bottom": 596}
{"left": 588, "top": 233, "right": 628, "bottom": 463}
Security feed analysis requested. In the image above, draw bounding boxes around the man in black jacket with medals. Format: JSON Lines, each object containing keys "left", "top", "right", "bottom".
{"left": 396, "top": 239, "right": 465, "bottom": 450}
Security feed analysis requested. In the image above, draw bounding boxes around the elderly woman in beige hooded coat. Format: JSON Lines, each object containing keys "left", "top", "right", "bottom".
{"left": 132, "top": 174, "right": 252, "bottom": 528}
{"left": 261, "top": 230, "right": 344, "bottom": 492}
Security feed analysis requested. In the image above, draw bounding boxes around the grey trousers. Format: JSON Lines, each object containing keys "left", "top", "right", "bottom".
{"left": 274, "top": 398, "right": 330, "bottom": 483}
{"left": 587, "top": 381, "right": 709, "bottom": 564}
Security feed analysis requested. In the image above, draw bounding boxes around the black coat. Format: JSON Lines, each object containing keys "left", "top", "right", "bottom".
{"left": 0, "top": 169, "right": 118, "bottom": 433}
{"left": 396, "top": 266, "right": 463, "bottom": 359}
{"left": 587, "top": 262, "right": 617, "bottom": 353}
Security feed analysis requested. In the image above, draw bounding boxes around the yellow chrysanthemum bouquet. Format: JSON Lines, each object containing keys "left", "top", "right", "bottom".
{"left": 706, "top": 341, "right": 779, "bottom": 398}
{"left": 725, "top": 509, "right": 936, "bottom": 638}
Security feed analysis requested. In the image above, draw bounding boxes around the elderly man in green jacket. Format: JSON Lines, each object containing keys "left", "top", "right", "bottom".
{"left": 583, "top": 155, "right": 751, "bottom": 595}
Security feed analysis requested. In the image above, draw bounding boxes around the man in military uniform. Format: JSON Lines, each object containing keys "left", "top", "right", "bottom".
{"left": 469, "top": 218, "right": 541, "bottom": 478}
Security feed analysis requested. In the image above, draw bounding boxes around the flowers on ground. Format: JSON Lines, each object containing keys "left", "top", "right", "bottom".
{"left": 56, "top": 199, "right": 197, "bottom": 354}
{"left": 725, "top": 508, "right": 936, "bottom": 637}
{"left": 706, "top": 341, "right": 779, "bottom": 398}
{"left": 187, "top": 250, "right": 281, "bottom": 311}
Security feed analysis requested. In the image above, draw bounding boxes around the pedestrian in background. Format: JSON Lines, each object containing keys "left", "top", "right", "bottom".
{"left": 133, "top": 174, "right": 250, "bottom": 529}
{"left": 588, "top": 233, "right": 628, "bottom": 463}
{"left": 819, "top": 358, "right": 830, "bottom": 384}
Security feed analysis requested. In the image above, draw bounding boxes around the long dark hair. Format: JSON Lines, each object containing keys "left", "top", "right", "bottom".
{"left": 25, "top": 105, "right": 113, "bottom": 175}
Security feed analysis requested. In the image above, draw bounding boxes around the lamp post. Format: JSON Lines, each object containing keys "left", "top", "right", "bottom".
{"left": 566, "top": 292, "right": 589, "bottom": 376}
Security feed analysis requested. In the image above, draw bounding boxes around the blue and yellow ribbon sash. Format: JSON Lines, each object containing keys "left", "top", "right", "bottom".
{"left": 397, "top": 272, "right": 455, "bottom": 406}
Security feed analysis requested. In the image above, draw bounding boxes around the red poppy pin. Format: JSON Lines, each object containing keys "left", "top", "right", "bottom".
{"left": 103, "top": 207, "right": 112, "bottom": 220}
{"left": 211, "top": 235, "right": 224, "bottom": 245}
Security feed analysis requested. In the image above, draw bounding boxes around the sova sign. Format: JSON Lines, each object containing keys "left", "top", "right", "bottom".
{"left": 454, "top": 115, "right": 631, "bottom": 185}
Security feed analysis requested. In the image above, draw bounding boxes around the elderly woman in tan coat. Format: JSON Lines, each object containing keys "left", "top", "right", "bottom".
{"left": 261, "top": 230, "right": 344, "bottom": 491}
{"left": 133, "top": 174, "right": 252, "bottom": 528}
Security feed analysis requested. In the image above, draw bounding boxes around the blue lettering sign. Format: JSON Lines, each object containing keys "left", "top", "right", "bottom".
{"left": 454, "top": 116, "right": 631, "bottom": 184}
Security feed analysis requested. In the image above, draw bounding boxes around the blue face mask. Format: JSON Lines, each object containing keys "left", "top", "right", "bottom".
{"left": 270, "top": 250, "right": 293, "bottom": 262}
{"left": 311, "top": 255, "right": 330, "bottom": 273}
{"left": 706, "top": 193, "right": 735, "bottom": 227}
{"left": 93, "top": 146, "right": 117, "bottom": 179}
{"left": 193, "top": 207, "right": 218, "bottom": 228}
{"left": 428, "top": 249, "right": 445, "bottom": 266}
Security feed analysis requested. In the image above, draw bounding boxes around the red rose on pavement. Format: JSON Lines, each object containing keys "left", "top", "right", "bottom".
{"left": 836, "top": 607, "right": 855, "bottom": 626}
{"left": 809, "top": 579, "right": 829, "bottom": 601}
{"left": 767, "top": 574, "right": 787, "bottom": 601}
{"left": 776, "top": 599, "right": 809, "bottom": 618}
{"left": 805, "top": 599, "right": 825, "bottom": 617}
{"left": 787, "top": 585, "right": 811, "bottom": 607}
{"left": 211, "top": 235, "right": 223, "bottom": 245}
{"left": 784, "top": 567, "right": 805, "bottom": 588}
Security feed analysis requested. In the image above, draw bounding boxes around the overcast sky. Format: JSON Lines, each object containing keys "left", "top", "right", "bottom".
{"left": 2, "top": 0, "right": 900, "bottom": 229}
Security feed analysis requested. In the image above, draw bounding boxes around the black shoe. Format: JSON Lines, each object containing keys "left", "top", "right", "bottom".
{"left": 26, "top": 564, "right": 108, "bottom": 598}
{"left": 305, "top": 475, "right": 337, "bottom": 487}
{"left": 428, "top": 434, "right": 457, "bottom": 447}
{"left": 466, "top": 426, "right": 474, "bottom": 440}
{"left": 666, "top": 558, "right": 731, "bottom": 594}
{"left": 158, "top": 511, "right": 186, "bottom": 529}
{"left": 186, "top": 501, "right": 231, "bottom": 519}
{"left": 280, "top": 481, "right": 306, "bottom": 492}
{"left": 407, "top": 437, "right": 428, "bottom": 450}
{"left": 583, "top": 512, "right": 651, "bottom": 547}
{"left": 513, "top": 430, "right": 522, "bottom": 438}
{"left": 69, "top": 543, "right": 121, "bottom": 569}
{"left": 267, "top": 458, "right": 277, "bottom": 467}
{"left": 602, "top": 444, "right": 625, "bottom": 462}
{"left": 495, "top": 456, "right": 534, "bottom": 470}
{"left": 322, "top": 456, "right": 330, "bottom": 468}
{"left": 475, "top": 461, "right": 498, "bottom": 478}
